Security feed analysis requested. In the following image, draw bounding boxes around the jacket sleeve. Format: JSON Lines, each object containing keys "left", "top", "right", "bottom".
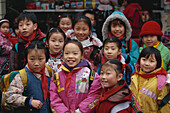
{"left": 50, "top": 77, "right": 69, "bottom": 113}
{"left": 78, "top": 73, "right": 102, "bottom": 113}
{"left": 129, "top": 40, "right": 139, "bottom": 66}
{"left": 5, "top": 73, "right": 28, "bottom": 107}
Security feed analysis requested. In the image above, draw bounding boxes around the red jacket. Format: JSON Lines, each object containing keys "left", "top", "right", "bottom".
{"left": 96, "top": 80, "right": 135, "bottom": 113}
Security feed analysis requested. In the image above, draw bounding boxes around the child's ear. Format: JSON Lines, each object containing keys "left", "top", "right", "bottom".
{"left": 117, "top": 73, "right": 123, "bottom": 81}
{"left": 33, "top": 23, "right": 38, "bottom": 31}
{"left": 118, "top": 49, "right": 122, "bottom": 55}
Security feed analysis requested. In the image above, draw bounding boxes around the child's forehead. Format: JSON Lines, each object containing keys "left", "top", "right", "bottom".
{"left": 102, "top": 63, "right": 117, "bottom": 70}
{"left": 143, "top": 54, "right": 156, "bottom": 59}
{"left": 19, "top": 18, "right": 33, "bottom": 23}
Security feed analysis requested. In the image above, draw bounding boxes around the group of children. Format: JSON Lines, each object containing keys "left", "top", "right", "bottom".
{"left": 0, "top": 8, "right": 169, "bottom": 113}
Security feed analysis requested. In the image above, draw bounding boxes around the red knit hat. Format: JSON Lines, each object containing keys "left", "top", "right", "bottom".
{"left": 139, "top": 21, "right": 163, "bottom": 37}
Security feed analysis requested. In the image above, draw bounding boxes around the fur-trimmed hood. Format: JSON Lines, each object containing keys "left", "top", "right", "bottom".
{"left": 102, "top": 11, "right": 132, "bottom": 41}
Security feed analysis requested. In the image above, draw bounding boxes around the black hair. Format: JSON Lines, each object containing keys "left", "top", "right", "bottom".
{"left": 57, "top": 13, "right": 73, "bottom": 27}
{"left": 83, "top": 9, "right": 96, "bottom": 19}
{"left": 73, "top": 16, "right": 92, "bottom": 31}
{"left": 103, "top": 37, "right": 122, "bottom": 49}
{"left": 0, "top": 18, "right": 9, "bottom": 27}
{"left": 108, "top": 18, "right": 126, "bottom": 35}
{"left": 17, "top": 12, "right": 37, "bottom": 25}
{"left": 63, "top": 39, "right": 84, "bottom": 55}
{"left": 25, "top": 39, "right": 49, "bottom": 62}
{"left": 139, "top": 46, "right": 161, "bottom": 70}
{"left": 46, "top": 27, "right": 66, "bottom": 43}
{"left": 101, "top": 59, "right": 123, "bottom": 75}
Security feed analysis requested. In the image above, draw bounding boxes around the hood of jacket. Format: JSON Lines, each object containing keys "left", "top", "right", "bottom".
{"left": 102, "top": 11, "right": 132, "bottom": 41}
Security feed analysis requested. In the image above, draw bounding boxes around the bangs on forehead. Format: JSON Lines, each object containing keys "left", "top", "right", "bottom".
{"left": 111, "top": 20, "right": 122, "bottom": 26}
{"left": 144, "top": 53, "right": 155, "bottom": 59}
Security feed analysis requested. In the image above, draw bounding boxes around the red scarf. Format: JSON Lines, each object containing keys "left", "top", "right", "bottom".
{"left": 101, "top": 55, "right": 121, "bottom": 64}
{"left": 65, "top": 68, "right": 82, "bottom": 95}
{"left": 108, "top": 32, "right": 125, "bottom": 40}
{"left": 135, "top": 67, "right": 168, "bottom": 78}
{"left": 50, "top": 51, "right": 62, "bottom": 58}
{"left": 28, "top": 65, "right": 49, "bottom": 103}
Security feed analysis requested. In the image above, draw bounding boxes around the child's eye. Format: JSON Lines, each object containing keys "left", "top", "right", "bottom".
{"left": 59, "top": 40, "right": 63, "bottom": 43}
{"left": 74, "top": 52, "right": 78, "bottom": 55}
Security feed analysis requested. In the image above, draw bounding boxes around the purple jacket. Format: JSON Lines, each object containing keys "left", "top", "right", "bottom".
{"left": 50, "top": 59, "right": 102, "bottom": 113}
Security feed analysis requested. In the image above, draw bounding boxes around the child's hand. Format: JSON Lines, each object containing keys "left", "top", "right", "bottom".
{"left": 31, "top": 99, "right": 43, "bottom": 109}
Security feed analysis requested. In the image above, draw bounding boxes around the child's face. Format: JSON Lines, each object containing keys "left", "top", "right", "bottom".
{"left": 74, "top": 21, "right": 91, "bottom": 41}
{"left": 142, "top": 35, "right": 158, "bottom": 46}
{"left": 59, "top": 17, "right": 72, "bottom": 33}
{"left": 18, "top": 19, "right": 37, "bottom": 38}
{"left": 85, "top": 13, "right": 95, "bottom": 26}
{"left": 100, "top": 64, "right": 122, "bottom": 89}
{"left": 0, "top": 22, "right": 9, "bottom": 34}
{"left": 47, "top": 32, "right": 64, "bottom": 55}
{"left": 64, "top": 43, "right": 82, "bottom": 67}
{"left": 27, "top": 49, "right": 46, "bottom": 73}
{"left": 14, "top": 28, "right": 19, "bottom": 36}
{"left": 111, "top": 21, "right": 125, "bottom": 38}
{"left": 103, "top": 42, "right": 122, "bottom": 60}
{"left": 140, "top": 54, "right": 157, "bottom": 73}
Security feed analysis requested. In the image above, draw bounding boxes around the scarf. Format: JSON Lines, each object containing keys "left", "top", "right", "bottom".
{"left": 28, "top": 65, "right": 48, "bottom": 103}
{"left": 101, "top": 55, "right": 121, "bottom": 64}
{"left": 145, "top": 41, "right": 160, "bottom": 48}
{"left": 135, "top": 67, "right": 168, "bottom": 78}
{"left": 108, "top": 32, "right": 125, "bottom": 40}
{"left": 50, "top": 51, "right": 62, "bottom": 58}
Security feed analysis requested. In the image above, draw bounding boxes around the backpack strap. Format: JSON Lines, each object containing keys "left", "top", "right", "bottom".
{"left": 19, "top": 68, "right": 27, "bottom": 87}
{"left": 158, "top": 89, "right": 170, "bottom": 110}
{"left": 88, "top": 65, "right": 96, "bottom": 90}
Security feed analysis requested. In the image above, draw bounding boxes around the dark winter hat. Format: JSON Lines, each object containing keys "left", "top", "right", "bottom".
{"left": 139, "top": 21, "right": 163, "bottom": 37}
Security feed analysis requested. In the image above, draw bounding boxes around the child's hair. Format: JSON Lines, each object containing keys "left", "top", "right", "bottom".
{"left": 83, "top": 9, "right": 95, "bottom": 19}
{"left": 101, "top": 59, "right": 123, "bottom": 75}
{"left": 57, "top": 13, "right": 73, "bottom": 27}
{"left": 103, "top": 37, "right": 122, "bottom": 49}
{"left": 73, "top": 16, "right": 92, "bottom": 31}
{"left": 0, "top": 18, "right": 9, "bottom": 27}
{"left": 139, "top": 46, "right": 161, "bottom": 70}
{"left": 63, "top": 39, "right": 84, "bottom": 55}
{"left": 108, "top": 19, "right": 126, "bottom": 34}
{"left": 17, "top": 12, "right": 37, "bottom": 25}
{"left": 25, "top": 39, "right": 49, "bottom": 62}
{"left": 46, "top": 27, "right": 66, "bottom": 43}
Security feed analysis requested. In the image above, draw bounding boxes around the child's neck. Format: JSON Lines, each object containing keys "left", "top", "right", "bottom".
{"left": 19, "top": 30, "right": 36, "bottom": 41}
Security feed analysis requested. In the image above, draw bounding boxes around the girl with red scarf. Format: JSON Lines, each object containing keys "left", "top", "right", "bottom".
{"left": 129, "top": 46, "right": 169, "bottom": 113}
{"left": 9, "top": 12, "right": 46, "bottom": 72}
{"left": 5, "top": 40, "right": 51, "bottom": 113}
{"left": 96, "top": 59, "right": 135, "bottom": 113}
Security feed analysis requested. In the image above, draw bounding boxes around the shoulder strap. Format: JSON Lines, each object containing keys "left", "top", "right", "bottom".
{"left": 19, "top": 68, "right": 27, "bottom": 87}
{"left": 88, "top": 67, "right": 96, "bottom": 90}
{"left": 158, "top": 89, "right": 170, "bottom": 110}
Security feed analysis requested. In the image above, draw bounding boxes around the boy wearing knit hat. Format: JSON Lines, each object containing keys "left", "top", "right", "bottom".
{"left": 139, "top": 21, "right": 170, "bottom": 73}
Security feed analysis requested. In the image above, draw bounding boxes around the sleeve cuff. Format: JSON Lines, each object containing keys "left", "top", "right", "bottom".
{"left": 25, "top": 97, "right": 31, "bottom": 107}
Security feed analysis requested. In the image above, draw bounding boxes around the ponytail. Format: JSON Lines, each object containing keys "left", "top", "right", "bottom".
{"left": 122, "top": 64, "right": 131, "bottom": 85}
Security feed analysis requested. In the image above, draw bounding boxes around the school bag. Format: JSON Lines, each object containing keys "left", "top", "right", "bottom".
{"left": 0, "top": 64, "right": 52, "bottom": 112}
{"left": 125, "top": 5, "right": 150, "bottom": 38}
